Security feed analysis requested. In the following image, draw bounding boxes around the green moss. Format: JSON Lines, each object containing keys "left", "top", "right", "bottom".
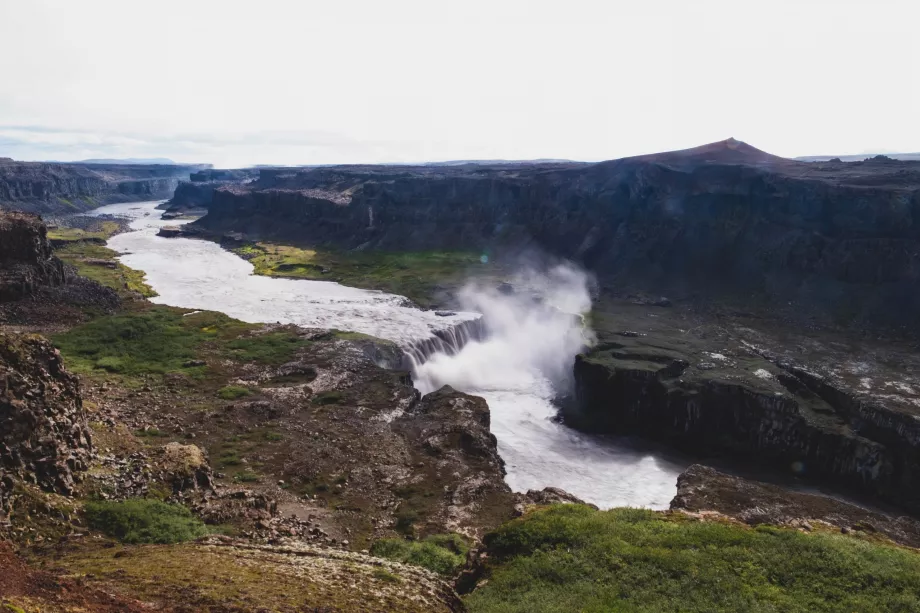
{"left": 465, "top": 505, "right": 920, "bottom": 613}
{"left": 313, "top": 390, "right": 344, "bottom": 405}
{"left": 84, "top": 499, "right": 208, "bottom": 544}
{"left": 233, "top": 242, "right": 498, "bottom": 308}
{"left": 217, "top": 385, "right": 252, "bottom": 400}
{"left": 53, "top": 307, "right": 311, "bottom": 383}
{"left": 225, "top": 332, "right": 311, "bottom": 365}
{"left": 2, "top": 603, "right": 27, "bottom": 613}
{"left": 233, "top": 470, "right": 260, "bottom": 483}
{"left": 371, "top": 533, "right": 470, "bottom": 576}
{"left": 53, "top": 307, "right": 203, "bottom": 376}
{"left": 55, "top": 241, "right": 156, "bottom": 298}
{"left": 372, "top": 567, "right": 402, "bottom": 583}
{"left": 48, "top": 220, "right": 121, "bottom": 243}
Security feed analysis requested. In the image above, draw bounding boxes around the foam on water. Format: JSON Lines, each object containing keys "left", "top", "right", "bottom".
{"left": 87, "top": 200, "right": 688, "bottom": 508}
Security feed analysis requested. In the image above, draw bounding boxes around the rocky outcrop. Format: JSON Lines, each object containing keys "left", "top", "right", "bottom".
{"left": 0, "top": 158, "right": 207, "bottom": 214}
{"left": 393, "top": 385, "right": 516, "bottom": 537}
{"left": 671, "top": 464, "right": 920, "bottom": 548}
{"left": 193, "top": 140, "right": 920, "bottom": 332}
{"left": 0, "top": 211, "right": 65, "bottom": 301}
{"left": 565, "top": 320, "right": 920, "bottom": 515}
{"left": 159, "top": 167, "right": 260, "bottom": 216}
{"left": 0, "top": 333, "right": 93, "bottom": 516}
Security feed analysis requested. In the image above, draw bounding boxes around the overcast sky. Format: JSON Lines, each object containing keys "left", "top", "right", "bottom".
{"left": 1, "top": 0, "right": 917, "bottom": 168}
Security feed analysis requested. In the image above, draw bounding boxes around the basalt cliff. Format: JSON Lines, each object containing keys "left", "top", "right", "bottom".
{"left": 0, "top": 158, "right": 209, "bottom": 214}
{"left": 191, "top": 139, "right": 920, "bottom": 333}
{"left": 158, "top": 167, "right": 260, "bottom": 218}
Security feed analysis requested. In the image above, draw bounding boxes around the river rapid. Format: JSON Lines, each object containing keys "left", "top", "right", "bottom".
{"left": 88, "top": 201, "right": 688, "bottom": 509}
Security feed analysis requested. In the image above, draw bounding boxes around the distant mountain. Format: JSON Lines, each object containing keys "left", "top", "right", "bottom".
{"left": 797, "top": 153, "right": 920, "bottom": 162}
{"left": 423, "top": 158, "right": 579, "bottom": 167}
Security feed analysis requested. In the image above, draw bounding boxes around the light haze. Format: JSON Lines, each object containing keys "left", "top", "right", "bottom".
{"left": 1, "top": 0, "right": 917, "bottom": 167}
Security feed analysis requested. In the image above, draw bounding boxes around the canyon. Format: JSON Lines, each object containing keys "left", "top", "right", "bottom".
{"left": 2, "top": 139, "right": 920, "bottom": 610}
{"left": 186, "top": 139, "right": 920, "bottom": 333}
{"left": 0, "top": 158, "right": 208, "bottom": 215}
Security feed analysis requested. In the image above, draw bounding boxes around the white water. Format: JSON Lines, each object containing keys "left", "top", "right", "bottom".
{"left": 87, "top": 201, "right": 687, "bottom": 508}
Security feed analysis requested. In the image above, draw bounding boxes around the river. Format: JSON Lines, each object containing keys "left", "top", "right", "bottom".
{"left": 88, "top": 200, "right": 688, "bottom": 509}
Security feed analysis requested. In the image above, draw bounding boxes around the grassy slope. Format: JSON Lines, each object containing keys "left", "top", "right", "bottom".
{"left": 55, "top": 241, "right": 156, "bottom": 298}
{"left": 232, "top": 242, "right": 498, "bottom": 308}
{"left": 466, "top": 505, "right": 920, "bottom": 613}
{"left": 52, "top": 305, "right": 310, "bottom": 378}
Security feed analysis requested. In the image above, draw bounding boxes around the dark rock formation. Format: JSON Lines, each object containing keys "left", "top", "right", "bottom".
{"left": 565, "top": 308, "right": 920, "bottom": 515}
{"left": 671, "top": 464, "right": 920, "bottom": 548}
{"left": 0, "top": 158, "right": 207, "bottom": 214}
{"left": 0, "top": 333, "right": 94, "bottom": 516}
{"left": 394, "top": 385, "right": 516, "bottom": 534}
{"left": 159, "top": 168, "right": 260, "bottom": 216}
{"left": 0, "top": 211, "right": 65, "bottom": 301}
{"left": 192, "top": 139, "right": 920, "bottom": 332}
{"left": 0, "top": 211, "right": 120, "bottom": 325}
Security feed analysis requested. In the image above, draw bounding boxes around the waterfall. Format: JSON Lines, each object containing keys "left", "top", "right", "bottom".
{"left": 402, "top": 317, "right": 486, "bottom": 371}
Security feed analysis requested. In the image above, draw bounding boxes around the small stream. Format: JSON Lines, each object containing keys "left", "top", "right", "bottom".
{"left": 87, "top": 201, "right": 689, "bottom": 509}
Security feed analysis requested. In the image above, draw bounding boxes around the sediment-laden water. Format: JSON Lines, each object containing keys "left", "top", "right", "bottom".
{"left": 88, "top": 201, "right": 688, "bottom": 508}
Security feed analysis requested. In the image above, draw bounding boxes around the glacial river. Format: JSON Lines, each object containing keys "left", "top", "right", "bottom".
{"left": 89, "top": 201, "right": 688, "bottom": 509}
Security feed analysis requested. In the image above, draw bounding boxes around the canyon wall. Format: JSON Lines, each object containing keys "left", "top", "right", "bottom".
{"left": 0, "top": 211, "right": 66, "bottom": 301}
{"left": 0, "top": 158, "right": 208, "bottom": 214}
{"left": 194, "top": 142, "right": 920, "bottom": 331}
{"left": 160, "top": 168, "right": 260, "bottom": 216}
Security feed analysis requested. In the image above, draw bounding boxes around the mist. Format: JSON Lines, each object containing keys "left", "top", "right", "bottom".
{"left": 412, "top": 263, "right": 595, "bottom": 397}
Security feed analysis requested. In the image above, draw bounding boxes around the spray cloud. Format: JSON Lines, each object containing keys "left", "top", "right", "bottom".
{"left": 413, "top": 262, "right": 595, "bottom": 397}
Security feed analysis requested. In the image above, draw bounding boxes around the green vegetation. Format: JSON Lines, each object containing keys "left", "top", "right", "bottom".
{"left": 54, "top": 307, "right": 204, "bottom": 376}
{"left": 313, "top": 390, "right": 344, "bottom": 405}
{"left": 371, "top": 534, "right": 470, "bottom": 576}
{"left": 372, "top": 567, "right": 402, "bottom": 583}
{"left": 233, "top": 242, "right": 497, "bottom": 307}
{"left": 465, "top": 505, "right": 920, "bottom": 613}
{"left": 225, "top": 331, "right": 309, "bottom": 365}
{"left": 233, "top": 470, "right": 260, "bottom": 483}
{"left": 84, "top": 499, "right": 208, "bottom": 544}
{"left": 55, "top": 241, "right": 156, "bottom": 298}
{"left": 48, "top": 220, "right": 121, "bottom": 243}
{"left": 53, "top": 306, "right": 311, "bottom": 381}
{"left": 217, "top": 385, "right": 252, "bottom": 400}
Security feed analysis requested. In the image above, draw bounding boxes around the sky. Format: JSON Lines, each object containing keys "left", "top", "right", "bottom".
{"left": 0, "top": 0, "right": 918, "bottom": 168}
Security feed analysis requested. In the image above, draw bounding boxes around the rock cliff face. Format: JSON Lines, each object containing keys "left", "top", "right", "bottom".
{"left": 0, "top": 158, "right": 207, "bottom": 214}
{"left": 0, "top": 332, "right": 94, "bottom": 516}
{"left": 0, "top": 211, "right": 66, "bottom": 301}
{"left": 564, "top": 302, "right": 920, "bottom": 514}
{"left": 193, "top": 140, "right": 920, "bottom": 331}
{"left": 159, "top": 168, "right": 260, "bottom": 216}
